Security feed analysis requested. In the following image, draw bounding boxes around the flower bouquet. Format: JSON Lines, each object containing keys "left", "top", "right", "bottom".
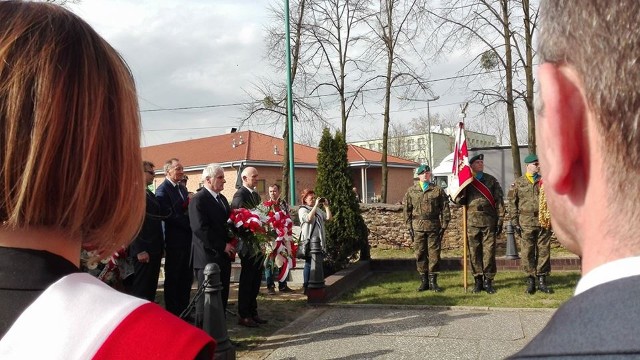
{"left": 227, "top": 200, "right": 296, "bottom": 281}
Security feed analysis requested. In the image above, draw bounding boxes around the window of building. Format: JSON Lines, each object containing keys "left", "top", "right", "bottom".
{"left": 256, "top": 179, "right": 266, "bottom": 194}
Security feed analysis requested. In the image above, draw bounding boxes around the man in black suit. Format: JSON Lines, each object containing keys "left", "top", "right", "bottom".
{"left": 189, "top": 163, "right": 234, "bottom": 327}
{"left": 155, "top": 158, "right": 192, "bottom": 316}
{"left": 231, "top": 166, "right": 266, "bottom": 328}
{"left": 511, "top": 1, "right": 640, "bottom": 358}
{"left": 125, "top": 161, "right": 166, "bottom": 302}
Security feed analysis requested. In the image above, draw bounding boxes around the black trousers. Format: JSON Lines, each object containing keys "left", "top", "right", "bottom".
{"left": 163, "top": 245, "right": 193, "bottom": 316}
{"left": 126, "top": 252, "right": 163, "bottom": 302}
{"left": 194, "top": 253, "right": 232, "bottom": 327}
{"left": 238, "top": 252, "right": 264, "bottom": 318}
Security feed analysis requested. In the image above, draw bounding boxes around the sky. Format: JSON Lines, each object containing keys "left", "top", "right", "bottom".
{"left": 68, "top": 0, "right": 496, "bottom": 147}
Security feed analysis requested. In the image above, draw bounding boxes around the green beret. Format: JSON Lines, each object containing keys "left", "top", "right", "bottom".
{"left": 469, "top": 153, "right": 484, "bottom": 164}
{"left": 415, "top": 164, "right": 431, "bottom": 175}
{"left": 524, "top": 153, "right": 538, "bottom": 164}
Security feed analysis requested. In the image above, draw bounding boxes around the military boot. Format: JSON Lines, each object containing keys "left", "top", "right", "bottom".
{"left": 484, "top": 277, "right": 496, "bottom": 294}
{"left": 428, "top": 274, "right": 442, "bottom": 292}
{"left": 417, "top": 273, "right": 429, "bottom": 292}
{"left": 472, "top": 275, "right": 484, "bottom": 293}
{"left": 525, "top": 276, "right": 536, "bottom": 294}
{"left": 538, "top": 275, "right": 553, "bottom": 294}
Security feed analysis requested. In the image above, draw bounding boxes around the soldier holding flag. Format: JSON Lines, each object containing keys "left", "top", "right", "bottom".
{"left": 455, "top": 154, "right": 505, "bottom": 294}
{"left": 507, "top": 154, "right": 553, "bottom": 294}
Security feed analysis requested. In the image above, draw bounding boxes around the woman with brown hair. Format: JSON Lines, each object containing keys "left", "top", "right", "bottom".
{"left": 0, "top": 2, "right": 214, "bottom": 358}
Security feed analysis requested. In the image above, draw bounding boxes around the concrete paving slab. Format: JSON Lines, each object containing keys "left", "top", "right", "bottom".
{"left": 247, "top": 306, "right": 555, "bottom": 360}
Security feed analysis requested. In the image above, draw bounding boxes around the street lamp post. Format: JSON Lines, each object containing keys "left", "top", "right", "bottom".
{"left": 403, "top": 95, "right": 440, "bottom": 167}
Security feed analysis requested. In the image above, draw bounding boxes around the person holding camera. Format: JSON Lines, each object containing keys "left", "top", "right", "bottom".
{"left": 298, "top": 189, "right": 332, "bottom": 294}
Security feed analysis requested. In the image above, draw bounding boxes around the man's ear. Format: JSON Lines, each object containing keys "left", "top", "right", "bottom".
{"left": 537, "top": 63, "right": 589, "bottom": 196}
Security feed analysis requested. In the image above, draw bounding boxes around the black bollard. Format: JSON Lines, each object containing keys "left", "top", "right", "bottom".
{"left": 203, "top": 263, "right": 236, "bottom": 359}
{"left": 307, "top": 235, "right": 325, "bottom": 289}
{"left": 505, "top": 221, "right": 520, "bottom": 260}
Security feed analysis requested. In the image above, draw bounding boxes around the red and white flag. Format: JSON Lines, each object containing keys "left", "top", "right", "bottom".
{"left": 450, "top": 122, "right": 473, "bottom": 199}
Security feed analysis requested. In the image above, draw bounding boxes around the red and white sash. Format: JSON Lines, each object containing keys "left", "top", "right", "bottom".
{"left": 471, "top": 178, "right": 496, "bottom": 208}
{"left": 0, "top": 273, "right": 214, "bottom": 359}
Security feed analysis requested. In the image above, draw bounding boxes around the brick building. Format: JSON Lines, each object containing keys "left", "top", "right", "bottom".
{"left": 141, "top": 130, "right": 418, "bottom": 204}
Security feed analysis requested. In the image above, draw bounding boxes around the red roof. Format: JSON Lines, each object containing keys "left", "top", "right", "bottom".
{"left": 141, "top": 130, "right": 417, "bottom": 168}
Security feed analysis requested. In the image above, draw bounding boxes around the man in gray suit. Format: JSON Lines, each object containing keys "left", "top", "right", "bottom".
{"left": 511, "top": 1, "right": 640, "bottom": 358}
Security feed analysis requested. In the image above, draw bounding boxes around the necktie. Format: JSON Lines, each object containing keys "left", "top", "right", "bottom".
{"left": 176, "top": 184, "right": 184, "bottom": 200}
{"left": 215, "top": 195, "right": 225, "bottom": 209}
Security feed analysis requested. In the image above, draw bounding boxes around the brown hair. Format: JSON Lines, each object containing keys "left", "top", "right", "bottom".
{"left": 0, "top": 1, "right": 144, "bottom": 255}
{"left": 539, "top": 1, "right": 640, "bottom": 201}
{"left": 300, "top": 188, "right": 315, "bottom": 204}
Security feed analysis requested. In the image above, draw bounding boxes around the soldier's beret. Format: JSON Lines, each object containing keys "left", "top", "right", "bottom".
{"left": 469, "top": 154, "right": 484, "bottom": 164}
{"left": 524, "top": 153, "right": 538, "bottom": 164}
{"left": 415, "top": 164, "right": 431, "bottom": 175}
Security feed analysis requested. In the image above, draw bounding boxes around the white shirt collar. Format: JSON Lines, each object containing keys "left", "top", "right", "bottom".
{"left": 166, "top": 178, "right": 179, "bottom": 187}
{"left": 203, "top": 186, "right": 219, "bottom": 198}
{"left": 574, "top": 256, "right": 640, "bottom": 295}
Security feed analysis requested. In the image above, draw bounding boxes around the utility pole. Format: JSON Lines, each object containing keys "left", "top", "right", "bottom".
{"left": 403, "top": 95, "right": 440, "bottom": 167}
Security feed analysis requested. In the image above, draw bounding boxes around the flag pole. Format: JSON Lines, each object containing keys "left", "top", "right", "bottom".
{"left": 462, "top": 205, "right": 468, "bottom": 292}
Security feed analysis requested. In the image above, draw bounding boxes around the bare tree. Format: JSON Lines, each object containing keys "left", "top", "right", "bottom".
{"left": 388, "top": 121, "right": 412, "bottom": 159}
{"left": 241, "top": 0, "right": 328, "bottom": 201}
{"left": 307, "top": 0, "right": 373, "bottom": 135}
{"left": 364, "top": 0, "right": 433, "bottom": 202}
{"left": 429, "top": 0, "right": 526, "bottom": 177}
{"left": 511, "top": 0, "right": 539, "bottom": 153}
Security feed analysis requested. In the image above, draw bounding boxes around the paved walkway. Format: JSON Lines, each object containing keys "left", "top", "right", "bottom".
{"left": 242, "top": 305, "right": 555, "bottom": 360}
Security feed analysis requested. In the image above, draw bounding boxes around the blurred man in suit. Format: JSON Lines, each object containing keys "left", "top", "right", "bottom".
{"left": 231, "top": 167, "right": 265, "bottom": 327}
{"left": 156, "top": 158, "right": 192, "bottom": 316}
{"left": 189, "top": 163, "right": 233, "bottom": 327}
{"left": 511, "top": 1, "right": 640, "bottom": 358}
{"left": 125, "top": 161, "right": 166, "bottom": 301}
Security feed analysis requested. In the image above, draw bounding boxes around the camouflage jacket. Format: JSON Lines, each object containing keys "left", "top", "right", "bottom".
{"left": 403, "top": 183, "right": 451, "bottom": 231}
{"left": 507, "top": 174, "right": 542, "bottom": 227}
{"left": 456, "top": 173, "right": 504, "bottom": 227}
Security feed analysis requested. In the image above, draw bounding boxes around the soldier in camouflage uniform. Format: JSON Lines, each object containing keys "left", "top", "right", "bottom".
{"left": 404, "top": 164, "right": 451, "bottom": 292}
{"left": 507, "top": 153, "right": 553, "bottom": 294}
{"left": 456, "top": 154, "right": 505, "bottom": 294}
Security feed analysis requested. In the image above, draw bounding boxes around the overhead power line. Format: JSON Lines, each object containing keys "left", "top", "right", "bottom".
{"left": 138, "top": 66, "right": 522, "bottom": 113}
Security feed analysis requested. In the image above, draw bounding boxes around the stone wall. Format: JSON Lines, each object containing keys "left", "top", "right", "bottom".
{"left": 360, "top": 203, "right": 560, "bottom": 252}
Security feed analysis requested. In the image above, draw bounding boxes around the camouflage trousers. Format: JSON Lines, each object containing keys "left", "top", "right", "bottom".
{"left": 413, "top": 230, "right": 441, "bottom": 274}
{"left": 467, "top": 226, "right": 496, "bottom": 279}
{"left": 519, "top": 225, "right": 552, "bottom": 276}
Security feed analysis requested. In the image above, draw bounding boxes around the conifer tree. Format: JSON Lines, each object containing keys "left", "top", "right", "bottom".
{"left": 315, "top": 128, "right": 369, "bottom": 272}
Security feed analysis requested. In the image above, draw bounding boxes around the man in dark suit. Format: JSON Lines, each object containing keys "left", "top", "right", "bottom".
{"left": 125, "top": 161, "right": 166, "bottom": 302}
{"left": 155, "top": 158, "right": 192, "bottom": 316}
{"left": 189, "top": 163, "right": 234, "bottom": 327}
{"left": 511, "top": 1, "right": 640, "bottom": 358}
{"left": 231, "top": 166, "right": 266, "bottom": 328}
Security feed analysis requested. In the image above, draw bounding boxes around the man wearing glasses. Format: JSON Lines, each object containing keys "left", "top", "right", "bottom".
{"left": 507, "top": 154, "right": 553, "bottom": 294}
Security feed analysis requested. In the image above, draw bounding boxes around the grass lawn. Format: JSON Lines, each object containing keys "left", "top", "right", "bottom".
{"left": 370, "top": 245, "right": 577, "bottom": 259}
{"left": 337, "top": 270, "right": 580, "bottom": 308}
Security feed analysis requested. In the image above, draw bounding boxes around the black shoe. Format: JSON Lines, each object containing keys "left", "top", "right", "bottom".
{"left": 417, "top": 274, "right": 429, "bottom": 292}
{"left": 238, "top": 317, "right": 259, "bottom": 327}
{"left": 472, "top": 275, "right": 484, "bottom": 293}
{"left": 538, "top": 275, "right": 553, "bottom": 294}
{"left": 267, "top": 286, "right": 276, "bottom": 295}
{"left": 526, "top": 276, "right": 536, "bottom": 294}
{"left": 484, "top": 277, "right": 496, "bottom": 294}
{"left": 279, "top": 286, "right": 294, "bottom": 293}
{"left": 252, "top": 315, "right": 268, "bottom": 324}
{"left": 428, "top": 274, "right": 442, "bottom": 292}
